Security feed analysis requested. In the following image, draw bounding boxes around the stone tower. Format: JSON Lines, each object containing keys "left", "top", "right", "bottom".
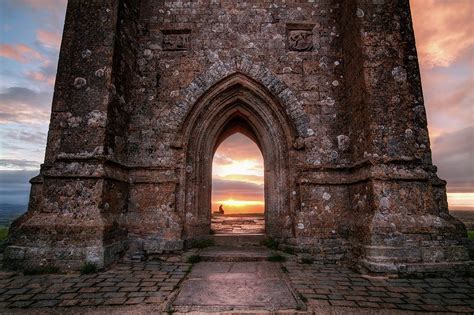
{"left": 4, "top": 0, "right": 472, "bottom": 275}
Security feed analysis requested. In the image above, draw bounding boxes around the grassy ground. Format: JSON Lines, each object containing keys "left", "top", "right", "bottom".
{"left": 468, "top": 230, "right": 474, "bottom": 240}
{"left": 0, "top": 228, "right": 8, "bottom": 241}
{"left": 451, "top": 210, "right": 474, "bottom": 230}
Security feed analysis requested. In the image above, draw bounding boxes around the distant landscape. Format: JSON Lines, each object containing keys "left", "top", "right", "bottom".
{"left": 0, "top": 204, "right": 27, "bottom": 241}
{"left": 0, "top": 205, "right": 472, "bottom": 241}
{"left": 451, "top": 210, "right": 474, "bottom": 231}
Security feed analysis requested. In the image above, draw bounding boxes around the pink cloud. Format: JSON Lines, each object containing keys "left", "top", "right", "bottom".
{"left": 411, "top": 1, "right": 473, "bottom": 194}
{"left": 37, "top": 30, "right": 62, "bottom": 50}
{"left": 411, "top": 0, "right": 474, "bottom": 69}
{"left": 213, "top": 153, "right": 234, "bottom": 165}
{"left": 20, "top": 0, "right": 66, "bottom": 8}
{"left": 419, "top": 59, "right": 473, "bottom": 135}
{"left": 26, "top": 71, "right": 55, "bottom": 86}
{"left": 431, "top": 126, "right": 474, "bottom": 194}
{"left": 427, "top": 78, "right": 472, "bottom": 112}
{"left": 0, "top": 44, "right": 46, "bottom": 63}
{"left": 214, "top": 133, "right": 263, "bottom": 162}
{"left": 0, "top": 87, "right": 51, "bottom": 124}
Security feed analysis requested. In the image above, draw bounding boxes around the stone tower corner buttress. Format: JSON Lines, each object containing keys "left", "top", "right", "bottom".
{"left": 4, "top": 1, "right": 128, "bottom": 270}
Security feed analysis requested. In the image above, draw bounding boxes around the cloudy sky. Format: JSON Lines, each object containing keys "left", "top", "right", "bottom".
{"left": 0, "top": 0, "right": 472, "bottom": 212}
{"left": 212, "top": 133, "right": 264, "bottom": 214}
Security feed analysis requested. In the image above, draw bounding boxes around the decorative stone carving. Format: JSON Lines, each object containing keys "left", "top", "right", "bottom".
{"left": 288, "top": 30, "right": 313, "bottom": 51}
{"left": 163, "top": 31, "right": 190, "bottom": 51}
{"left": 293, "top": 137, "right": 305, "bottom": 150}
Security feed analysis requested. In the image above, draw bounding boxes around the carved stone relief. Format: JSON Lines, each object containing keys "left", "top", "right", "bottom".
{"left": 163, "top": 31, "right": 190, "bottom": 51}
{"left": 288, "top": 30, "right": 313, "bottom": 51}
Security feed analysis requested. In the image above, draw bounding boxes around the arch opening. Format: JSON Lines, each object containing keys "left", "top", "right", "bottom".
{"left": 179, "top": 73, "right": 297, "bottom": 240}
{"left": 211, "top": 131, "right": 265, "bottom": 234}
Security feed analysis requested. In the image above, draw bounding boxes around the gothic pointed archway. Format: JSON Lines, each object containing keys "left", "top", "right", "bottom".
{"left": 179, "top": 73, "right": 297, "bottom": 240}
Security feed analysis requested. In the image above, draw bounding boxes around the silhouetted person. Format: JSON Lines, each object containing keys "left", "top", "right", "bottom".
{"left": 219, "top": 204, "right": 225, "bottom": 214}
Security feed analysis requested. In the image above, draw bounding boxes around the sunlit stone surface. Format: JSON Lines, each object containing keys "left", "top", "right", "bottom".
{"left": 173, "top": 261, "right": 301, "bottom": 312}
{"left": 211, "top": 214, "right": 265, "bottom": 234}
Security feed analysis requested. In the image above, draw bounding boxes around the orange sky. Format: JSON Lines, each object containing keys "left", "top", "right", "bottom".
{"left": 212, "top": 133, "right": 264, "bottom": 214}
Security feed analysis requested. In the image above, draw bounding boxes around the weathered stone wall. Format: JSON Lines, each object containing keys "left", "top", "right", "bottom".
{"left": 4, "top": 0, "right": 471, "bottom": 275}
{"left": 4, "top": 0, "right": 126, "bottom": 270}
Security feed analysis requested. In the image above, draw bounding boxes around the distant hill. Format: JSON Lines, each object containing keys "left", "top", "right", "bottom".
{"left": 0, "top": 204, "right": 27, "bottom": 228}
{"left": 451, "top": 210, "right": 474, "bottom": 230}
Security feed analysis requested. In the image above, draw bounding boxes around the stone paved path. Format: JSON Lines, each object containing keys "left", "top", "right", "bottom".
{"left": 0, "top": 260, "right": 190, "bottom": 311}
{"left": 0, "top": 249, "right": 473, "bottom": 313}
{"left": 283, "top": 260, "right": 474, "bottom": 313}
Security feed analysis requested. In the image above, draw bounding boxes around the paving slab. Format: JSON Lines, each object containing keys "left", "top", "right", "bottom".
{"left": 199, "top": 246, "right": 273, "bottom": 262}
{"left": 211, "top": 233, "right": 266, "bottom": 246}
{"left": 172, "top": 261, "right": 303, "bottom": 312}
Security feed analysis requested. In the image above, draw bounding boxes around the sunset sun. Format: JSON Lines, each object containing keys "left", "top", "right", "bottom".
{"left": 218, "top": 199, "right": 265, "bottom": 207}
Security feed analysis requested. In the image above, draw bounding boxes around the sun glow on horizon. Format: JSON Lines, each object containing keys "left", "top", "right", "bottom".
{"left": 212, "top": 200, "right": 264, "bottom": 214}
{"left": 447, "top": 193, "right": 474, "bottom": 211}
{"left": 216, "top": 199, "right": 265, "bottom": 207}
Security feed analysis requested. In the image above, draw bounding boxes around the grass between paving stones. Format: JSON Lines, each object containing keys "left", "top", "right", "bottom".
{"left": 187, "top": 255, "right": 202, "bottom": 263}
{"left": 301, "top": 257, "right": 314, "bottom": 264}
{"left": 298, "top": 292, "right": 308, "bottom": 303}
{"left": 468, "top": 230, "right": 474, "bottom": 240}
{"left": 80, "top": 262, "right": 98, "bottom": 274}
{"left": 24, "top": 265, "right": 60, "bottom": 275}
{"left": 267, "top": 254, "right": 286, "bottom": 262}
{"left": 282, "top": 246, "right": 295, "bottom": 255}
{"left": 191, "top": 239, "right": 215, "bottom": 249}
{"left": 261, "top": 237, "right": 279, "bottom": 250}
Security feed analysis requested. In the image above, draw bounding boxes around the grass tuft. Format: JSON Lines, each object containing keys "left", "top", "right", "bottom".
{"left": 80, "top": 262, "right": 98, "bottom": 275}
{"left": 283, "top": 246, "right": 296, "bottom": 255}
{"left": 299, "top": 293, "right": 308, "bottom": 302}
{"left": 301, "top": 257, "right": 314, "bottom": 264}
{"left": 191, "top": 239, "right": 215, "bottom": 249}
{"left": 468, "top": 230, "right": 474, "bottom": 240}
{"left": 261, "top": 238, "right": 279, "bottom": 250}
{"left": 187, "top": 255, "right": 202, "bottom": 264}
{"left": 267, "top": 254, "right": 286, "bottom": 262}
{"left": 0, "top": 228, "right": 8, "bottom": 242}
{"left": 24, "top": 265, "right": 60, "bottom": 275}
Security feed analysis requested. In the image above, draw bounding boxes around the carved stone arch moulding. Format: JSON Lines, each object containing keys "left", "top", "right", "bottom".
{"left": 178, "top": 72, "right": 300, "bottom": 240}
{"left": 167, "top": 55, "right": 310, "bottom": 138}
